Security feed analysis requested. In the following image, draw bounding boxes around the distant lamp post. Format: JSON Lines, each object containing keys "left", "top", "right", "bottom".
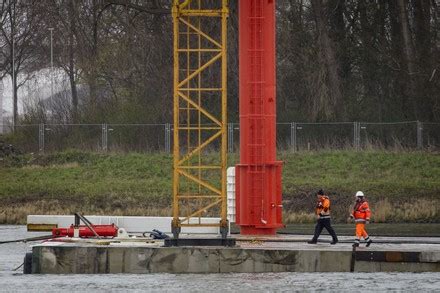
{"left": 11, "top": 15, "right": 15, "bottom": 130}
{"left": 49, "top": 28, "right": 54, "bottom": 99}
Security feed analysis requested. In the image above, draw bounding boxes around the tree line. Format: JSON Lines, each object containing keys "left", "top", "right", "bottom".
{"left": 0, "top": 0, "right": 439, "bottom": 128}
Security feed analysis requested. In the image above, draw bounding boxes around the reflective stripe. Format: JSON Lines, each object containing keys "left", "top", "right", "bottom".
{"left": 319, "top": 215, "right": 330, "bottom": 219}
{"left": 355, "top": 219, "right": 366, "bottom": 223}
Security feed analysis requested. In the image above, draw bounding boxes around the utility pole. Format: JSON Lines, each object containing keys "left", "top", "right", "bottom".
{"left": 11, "top": 1, "right": 15, "bottom": 131}
{"left": 49, "top": 28, "right": 54, "bottom": 99}
{"left": 0, "top": 80, "right": 3, "bottom": 134}
{"left": 11, "top": 38, "right": 15, "bottom": 130}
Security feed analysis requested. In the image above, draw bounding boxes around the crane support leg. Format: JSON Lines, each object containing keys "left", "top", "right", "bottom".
{"left": 171, "top": 1, "right": 229, "bottom": 239}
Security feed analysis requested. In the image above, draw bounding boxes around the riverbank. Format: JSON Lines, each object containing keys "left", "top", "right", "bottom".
{"left": 0, "top": 150, "right": 439, "bottom": 224}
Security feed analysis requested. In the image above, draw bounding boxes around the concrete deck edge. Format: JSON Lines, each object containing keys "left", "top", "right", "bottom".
{"left": 31, "top": 245, "right": 440, "bottom": 274}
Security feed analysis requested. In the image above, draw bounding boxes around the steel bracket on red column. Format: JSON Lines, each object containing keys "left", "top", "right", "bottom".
{"left": 235, "top": 0, "right": 283, "bottom": 235}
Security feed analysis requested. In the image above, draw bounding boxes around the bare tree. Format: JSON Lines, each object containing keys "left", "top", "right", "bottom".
{"left": 1, "top": 0, "right": 439, "bottom": 130}
{"left": 48, "top": 0, "right": 80, "bottom": 122}
{"left": 0, "top": 0, "right": 45, "bottom": 128}
{"left": 397, "top": 0, "right": 418, "bottom": 120}
{"left": 311, "top": 0, "right": 344, "bottom": 120}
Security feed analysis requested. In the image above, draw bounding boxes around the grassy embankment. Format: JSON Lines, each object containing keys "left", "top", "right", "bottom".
{"left": 0, "top": 150, "right": 439, "bottom": 224}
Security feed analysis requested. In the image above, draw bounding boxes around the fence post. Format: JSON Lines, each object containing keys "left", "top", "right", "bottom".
{"left": 417, "top": 121, "right": 423, "bottom": 149}
{"left": 353, "top": 122, "right": 361, "bottom": 151}
{"left": 164, "top": 124, "right": 167, "bottom": 153}
{"left": 227, "top": 123, "right": 230, "bottom": 153}
{"left": 168, "top": 123, "right": 172, "bottom": 153}
{"left": 164, "top": 123, "right": 171, "bottom": 153}
{"left": 105, "top": 124, "right": 107, "bottom": 152}
{"left": 101, "top": 124, "right": 104, "bottom": 151}
{"left": 228, "top": 123, "right": 234, "bottom": 153}
{"left": 105, "top": 124, "right": 109, "bottom": 152}
{"left": 170, "top": 124, "right": 174, "bottom": 154}
{"left": 353, "top": 122, "right": 357, "bottom": 150}
{"left": 231, "top": 123, "right": 235, "bottom": 153}
{"left": 101, "top": 124, "right": 108, "bottom": 152}
{"left": 290, "top": 122, "right": 296, "bottom": 152}
{"left": 38, "top": 123, "right": 45, "bottom": 153}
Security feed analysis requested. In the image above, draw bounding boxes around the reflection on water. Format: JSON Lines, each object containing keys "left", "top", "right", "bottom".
{"left": 1, "top": 225, "right": 439, "bottom": 292}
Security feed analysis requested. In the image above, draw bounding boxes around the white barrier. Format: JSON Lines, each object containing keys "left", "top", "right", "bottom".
{"left": 227, "top": 166, "right": 236, "bottom": 223}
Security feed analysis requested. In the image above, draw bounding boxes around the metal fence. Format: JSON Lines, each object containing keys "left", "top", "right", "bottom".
{"left": 1, "top": 121, "right": 439, "bottom": 153}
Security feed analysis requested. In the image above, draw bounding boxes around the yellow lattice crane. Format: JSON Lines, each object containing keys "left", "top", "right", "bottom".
{"left": 171, "top": 0, "right": 229, "bottom": 238}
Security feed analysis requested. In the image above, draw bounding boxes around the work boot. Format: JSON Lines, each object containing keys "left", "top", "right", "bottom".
{"left": 330, "top": 239, "right": 338, "bottom": 245}
{"left": 366, "top": 239, "right": 373, "bottom": 247}
{"left": 352, "top": 242, "right": 359, "bottom": 248}
{"left": 307, "top": 240, "right": 317, "bottom": 244}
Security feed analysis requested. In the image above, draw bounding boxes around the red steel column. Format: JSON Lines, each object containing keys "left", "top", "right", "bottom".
{"left": 236, "top": 0, "right": 283, "bottom": 235}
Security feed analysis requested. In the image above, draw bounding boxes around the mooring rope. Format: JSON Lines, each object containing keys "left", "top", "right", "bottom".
{"left": 0, "top": 235, "right": 54, "bottom": 245}
{"left": 12, "top": 262, "right": 24, "bottom": 271}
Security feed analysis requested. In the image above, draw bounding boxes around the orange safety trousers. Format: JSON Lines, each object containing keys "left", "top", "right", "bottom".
{"left": 355, "top": 223, "right": 369, "bottom": 239}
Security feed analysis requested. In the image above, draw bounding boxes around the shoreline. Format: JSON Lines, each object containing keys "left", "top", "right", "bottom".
{"left": 1, "top": 150, "right": 439, "bottom": 225}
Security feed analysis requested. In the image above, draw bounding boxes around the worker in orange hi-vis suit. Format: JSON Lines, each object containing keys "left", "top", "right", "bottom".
{"left": 350, "top": 191, "right": 372, "bottom": 248}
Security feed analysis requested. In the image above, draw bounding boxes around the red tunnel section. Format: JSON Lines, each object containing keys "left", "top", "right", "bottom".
{"left": 236, "top": 0, "right": 283, "bottom": 235}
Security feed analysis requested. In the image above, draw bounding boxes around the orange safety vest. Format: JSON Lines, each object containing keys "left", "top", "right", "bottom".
{"left": 352, "top": 200, "right": 371, "bottom": 223}
{"left": 316, "top": 195, "right": 331, "bottom": 219}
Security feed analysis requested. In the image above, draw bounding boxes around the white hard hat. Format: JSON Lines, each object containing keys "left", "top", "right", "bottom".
{"left": 355, "top": 191, "right": 364, "bottom": 197}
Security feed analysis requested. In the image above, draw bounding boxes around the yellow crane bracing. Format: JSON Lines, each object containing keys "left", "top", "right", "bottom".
{"left": 171, "top": 0, "right": 229, "bottom": 238}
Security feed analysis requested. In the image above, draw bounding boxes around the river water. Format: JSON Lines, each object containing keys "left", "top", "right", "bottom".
{"left": 0, "top": 225, "right": 439, "bottom": 292}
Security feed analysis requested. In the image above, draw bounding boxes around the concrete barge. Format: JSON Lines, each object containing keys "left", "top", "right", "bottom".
{"left": 29, "top": 235, "right": 440, "bottom": 274}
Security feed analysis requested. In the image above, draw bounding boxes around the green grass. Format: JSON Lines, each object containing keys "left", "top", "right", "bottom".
{"left": 0, "top": 151, "right": 172, "bottom": 199}
{"left": 280, "top": 151, "right": 440, "bottom": 196}
{"left": 0, "top": 150, "right": 439, "bottom": 224}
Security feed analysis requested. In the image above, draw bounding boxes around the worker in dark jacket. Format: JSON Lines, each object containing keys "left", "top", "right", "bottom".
{"left": 308, "top": 189, "right": 338, "bottom": 245}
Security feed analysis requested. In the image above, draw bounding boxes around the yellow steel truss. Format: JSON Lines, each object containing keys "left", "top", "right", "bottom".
{"left": 171, "top": 0, "right": 228, "bottom": 238}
